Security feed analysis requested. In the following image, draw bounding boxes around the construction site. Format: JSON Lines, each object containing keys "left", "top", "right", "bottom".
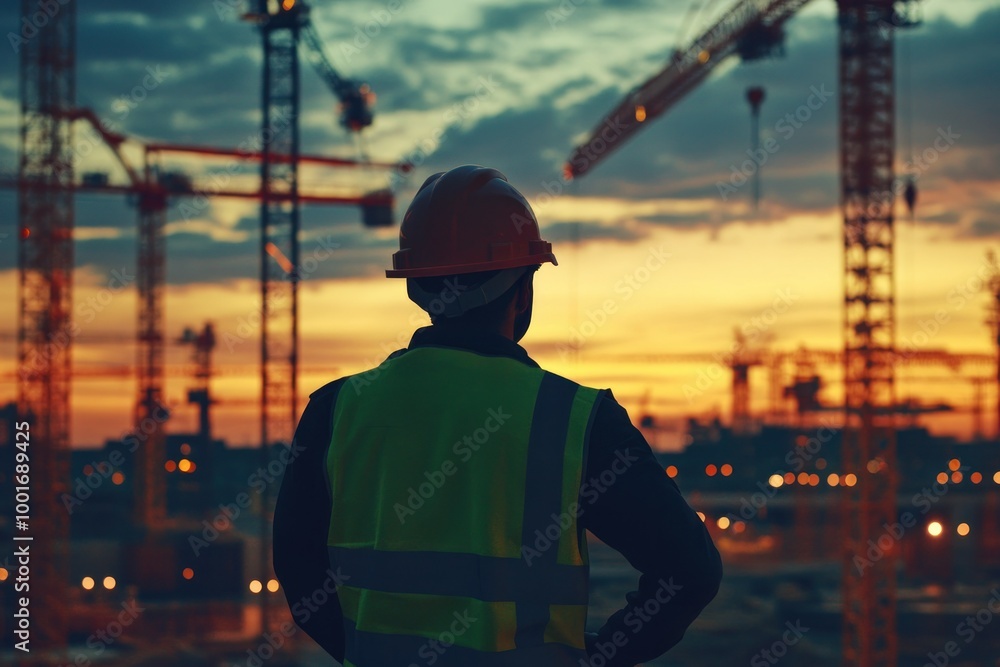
{"left": 1, "top": 0, "right": 999, "bottom": 665}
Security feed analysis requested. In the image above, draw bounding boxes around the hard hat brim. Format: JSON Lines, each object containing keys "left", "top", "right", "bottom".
{"left": 385, "top": 251, "right": 557, "bottom": 279}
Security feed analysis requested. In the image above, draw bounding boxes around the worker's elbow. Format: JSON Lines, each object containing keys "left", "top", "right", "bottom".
{"left": 672, "top": 550, "right": 722, "bottom": 610}
{"left": 690, "top": 550, "right": 723, "bottom": 608}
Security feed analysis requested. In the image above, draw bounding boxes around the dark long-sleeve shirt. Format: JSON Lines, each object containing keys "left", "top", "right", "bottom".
{"left": 273, "top": 325, "right": 722, "bottom": 666}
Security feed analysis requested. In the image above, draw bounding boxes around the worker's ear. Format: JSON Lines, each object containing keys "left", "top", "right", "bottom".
{"left": 515, "top": 273, "right": 533, "bottom": 314}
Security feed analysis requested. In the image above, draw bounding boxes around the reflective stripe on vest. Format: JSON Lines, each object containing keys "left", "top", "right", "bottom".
{"left": 326, "top": 346, "right": 602, "bottom": 666}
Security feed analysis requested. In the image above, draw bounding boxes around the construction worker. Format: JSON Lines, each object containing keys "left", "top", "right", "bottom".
{"left": 273, "top": 165, "right": 722, "bottom": 666}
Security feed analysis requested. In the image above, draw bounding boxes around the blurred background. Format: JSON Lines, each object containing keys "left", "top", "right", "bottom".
{"left": 1, "top": 0, "right": 999, "bottom": 665}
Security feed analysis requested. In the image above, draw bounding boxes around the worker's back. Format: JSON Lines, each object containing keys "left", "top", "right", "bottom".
{"left": 326, "top": 345, "right": 602, "bottom": 666}
{"left": 274, "top": 166, "right": 722, "bottom": 666}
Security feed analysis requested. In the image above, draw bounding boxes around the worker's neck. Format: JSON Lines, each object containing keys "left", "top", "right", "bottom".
{"left": 431, "top": 319, "right": 515, "bottom": 342}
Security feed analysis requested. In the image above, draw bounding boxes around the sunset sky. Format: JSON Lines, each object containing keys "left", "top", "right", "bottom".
{"left": 1, "top": 0, "right": 999, "bottom": 448}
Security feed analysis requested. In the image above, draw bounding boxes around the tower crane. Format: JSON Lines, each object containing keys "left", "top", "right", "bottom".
{"left": 984, "top": 249, "right": 1000, "bottom": 438}
{"left": 241, "top": 0, "right": 405, "bottom": 631}
{"left": 7, "top": 106, "right": 404, "bottom": 652}
{"left": 17, "top": 0, "right": 76, "bottom": 652}
{"left": 565, "top": 2, "right": 921, "bottom": 663}
{"left": 179, "top": 323, "right": 217, "bottom": 445}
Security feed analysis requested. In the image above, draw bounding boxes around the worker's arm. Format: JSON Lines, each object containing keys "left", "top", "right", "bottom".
{"left": 272, "top": 381, "right": 346, "bottom": 662}
{"left": 580, "top": 390, "right": 722, "bottom": 667}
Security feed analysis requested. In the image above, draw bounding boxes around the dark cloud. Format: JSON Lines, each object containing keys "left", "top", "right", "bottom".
{"left": 958, "top": 201, "right": 1000, "bottom": 239}
{"left": 2, "top": 1, "right": 999, "bottom": 289}
{"left": 542, "top": 220, "right": 648, "bottom": 244}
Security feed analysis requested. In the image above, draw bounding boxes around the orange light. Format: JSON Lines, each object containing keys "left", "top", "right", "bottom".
{"left": 732, "top": 521, "right": 746, "bottom": 534}
{"left": 0, "top": 568, "right": 7, "bottom": 582}
{"left": 165, "top": 460, "right": 177, "bottom": 473}
{"left": 720, "top": 464, "right": 733, "bottom": 477}
{"left": 698, "top": 50, "right": 710, "bottom": 63}
{"left": 783, "top": 472, "right": 796, "bottom": 485}
{"left": 956, "top": 523, "right": 970, "bottom": 537}
{"left": 265, "top": 242, "right": 295, "bottom": 274}
{"left": 717, "top": 517, "right": 731, "bottom": 530}
{"left": 83, "top": 465, "right": 94, "bottom": 476}
{"left": 249, "top": 580, "right": 263, "bottom": 594}
{"left": 111, "top": 471, "right": 124, "bottom": 485}
{"left": 182, "top": 568, "right": 194, "bottom": 580}
{"left": 180, "top": 443, "right": 191, "bottom": 455}
{"left": 666, "top": 465, "right": 678, "bottom": 478}
{"left": 696, "top": 512, "right": 706, "bottom": 522}
{"left": 281, "top": 0, "right": 295, "bottom": 9}
{"left": 951, "top": 471, "right": 963, "bottom": 484}
{"left": 634, "top": 105, "right": 647, "bottom": 122}
{"left": 81, "top": 576, "right": 94, "bottom": 590}
{"left": 20, "top": 227, "right": 30, "bottom": 239}
{"left": 948, "top": 458, "right": 960, "bottom": 472}
{"left": 993, "top": 471, "right": 1000, "bottom": 485}
{"left": 809, "top": 474, "right": 820, "bottom": 486}
{"left": 705, "top": 464, "right": 717, "bottom": 477}
{"left": 971, "top": 472, "right": 982, "bottom": 484}
{"left": 267, "top": 579, "right": 280, "bottom": 592}
{"left": 103, "top": 576, "right": 116, "bottom": 590}
{"left": 178, "top": 459, "right": 192, "bottom": 473}
{"left": 936, "top": 472, "right": 948, "bottom": 485}
{"left": 844, "top": 473, "right": 858, "bottom": 487}
{"left": 867, "top": 459, "right": 881, "bottom": 474}
{"left": 827, "top": 473, "right": 840, "bottom": 487}
{"left": 188, "top": 461, "right": 197, "bottom": 473}
{"left": 927, "top": 521, "right": 943, "bottom": 537}
{"left": 795, "top": 435, "right": 808, "bottom": 447}
{"left": 816, "top": 458, "right": 827, "bottom": 470}
{"left": 797, "top": 472, "right": 809, "bottom": 485}
{"left": 768, "top": 474, "right": 784, "bottom": 488}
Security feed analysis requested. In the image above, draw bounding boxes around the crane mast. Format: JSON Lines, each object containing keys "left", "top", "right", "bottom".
{"left": 837, "top": 3, "right": 904, "bottom": 664}
{"left": 17, "top": 0, "right": 76, "bottom": 651}
{"left": 564, "top": 1, "right": 920, "bottom": 664}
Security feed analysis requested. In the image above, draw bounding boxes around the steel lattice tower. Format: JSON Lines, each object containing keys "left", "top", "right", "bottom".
{"left": 256, "top": 0, "right": 303, "bottom": 631}
{"left": 259, "top": 4, "right": 301, "bottom": 455}
{"left": 838, "top": 2, "right": 899, "bottom": 665}
{"left": 135, "top": 155, "right": 168, "bottom": 529}
{"left": 17, "top": 0, "right": 75, "bottom": 651}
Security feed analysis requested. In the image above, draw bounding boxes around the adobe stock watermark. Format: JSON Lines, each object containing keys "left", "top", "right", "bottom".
{"left": 922, "top": 588, "right": 1000, "bottom": 667}
{"left": 730, "top": 420, "right": 835, "bottom": 522}
{"left": 546, "top": 0, "right": 589, "bottom": 28}
{"left": 235, "top": 567, "right": 351, "bottom": 667}
{"left": 863, "top": 126, "right": 960, "bottom": 223}
{"left": 897, "top": 248, "right": 982, "bottom": 359}
{"left": 61, "top": 402, "right": 171, "bottom": 514}
{"left": 853, "top": 466, "right": 967, "bottom": 576}
{"left": 8, "top": 0, "right": 71, "bottom": 54}
{"left": 413, "top": 609, "right": 479, "bottom": 666}
{"left": 387, "top": 75, "right": 501, "bottom": 189}
{"left": 750, "top": 620, "right": 810, "bottom": 666}
{"left": 717, "top": 84, "right": 833, "bottom": 201}
{"left": 53, "top": 601, "right": 145, "bottom": 666}
{"left": 178, "top": 108, "right": 294, "bottom": 222}
{"left": 338, "top": 0, "right": 408, "bottom": 62}
{"left": 682, "top": 288, "right": 799, "bottom": 401}
{"left": 521, "top": 449, "right": 639, "bottom": 565}
{"left": 19, "top": 266, "right": 137, "bottom": 384}
{"left": 393, "top": 408, "right": 512, "bottom": 524}
{"left": 557, "top": 246, "right": 671, "bottom": 359}
{"left": 189, "top": 442, "right": 305, "bottom": 555}
{"left": 70, "top": 68, "right": 172, "bottom": 168}
{"left": 582, "top": 577, "right": 683, "bottom": 667}
{"left": 564, "top": 116, "right": 627, "bottom": 181}
{"left": 349, "top": 272, "right": 504, "bottom": 394}
{"left": 221, "top": 234, "right": 340, "bottom": 352}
